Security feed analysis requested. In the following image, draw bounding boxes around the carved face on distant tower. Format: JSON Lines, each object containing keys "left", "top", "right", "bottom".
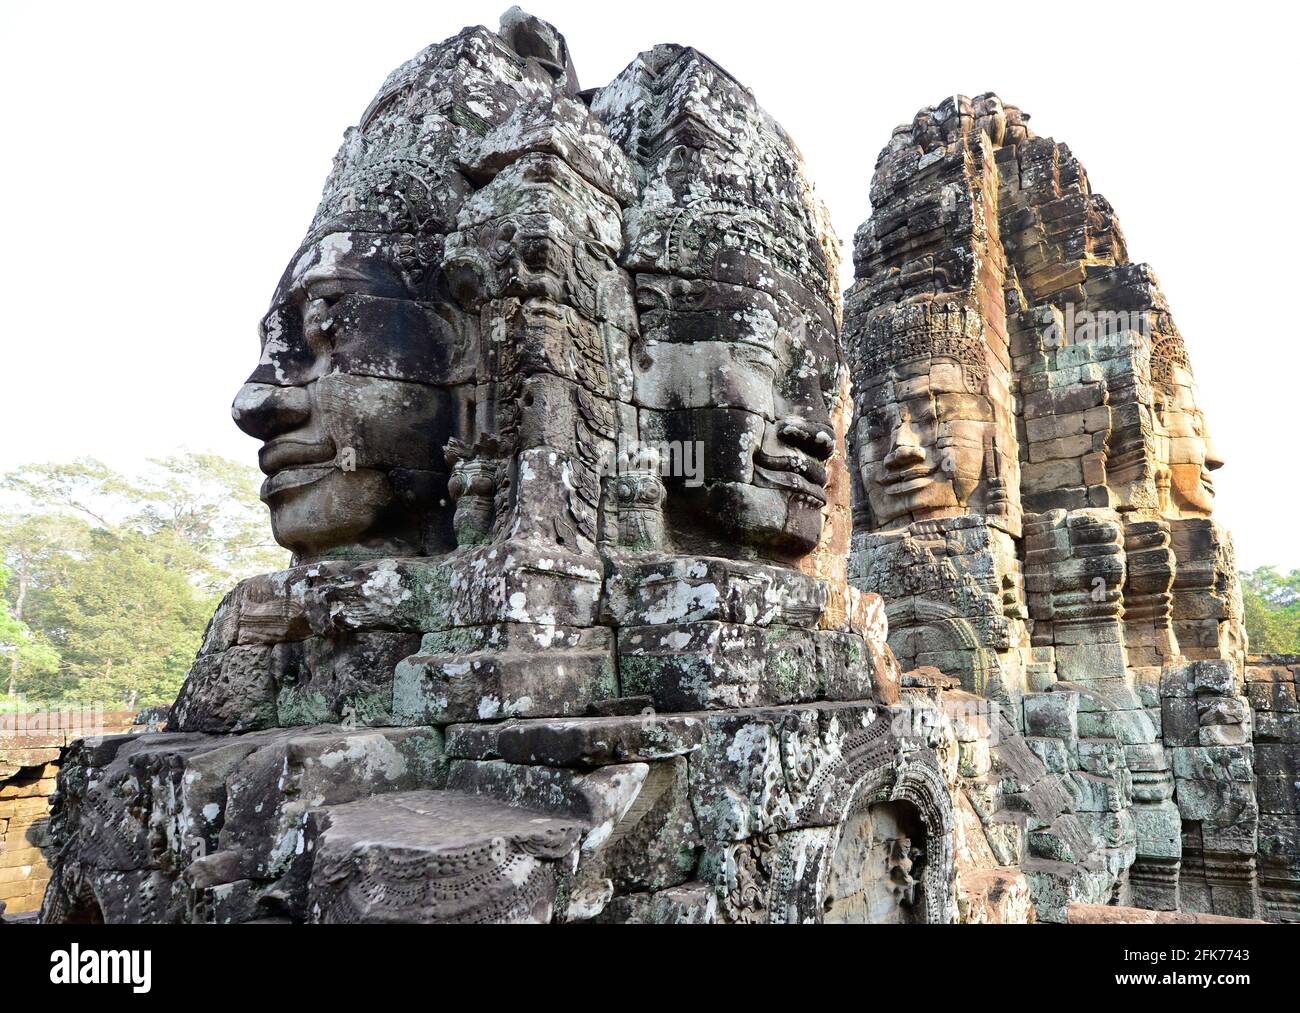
{"left": 231, "top": 160, "right": 471, "bottom": 562}
{"left": 857, "top": 360, "right": 994, "bottom": 528}
{"left": 851, "top": 304, "right": 1006, "bottom": 530}
{"left": 1152, "top": 344, "right": 1223, "bottom": 517}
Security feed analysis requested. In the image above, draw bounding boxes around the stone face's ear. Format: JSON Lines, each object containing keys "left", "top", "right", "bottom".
{"left": 498, "top": 7, "right": 580, "bottom": 95}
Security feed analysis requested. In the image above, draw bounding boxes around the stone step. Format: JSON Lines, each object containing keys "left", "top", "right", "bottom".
{"left": 1021, "top": 855, "right": 1108, "bottom": 924}
{"left": 446, "top": 711, "right": 704, "bottom": 766}
{"left": 394, "top": 640, "right": 617, "bottom": 724}
{"left": 306, "top": 789, "right": 586, "bottom": 923}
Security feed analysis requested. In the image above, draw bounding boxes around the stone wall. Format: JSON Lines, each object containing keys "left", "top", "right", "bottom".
{"left": 1066, "top": 902, "right": 1262, "bottom": 924}
{"left": 1245, "top": 654, "right": 1300, "bottom": 921}
{"left": 0, "top": 711, "right": 140, "bottom": 917}
{"left": 0, "top": 762, "right": 58, "bottom": 917}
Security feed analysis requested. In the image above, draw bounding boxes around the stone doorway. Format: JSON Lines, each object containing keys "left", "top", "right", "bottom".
{"left": 823, "top": 799, "right": 927, "bottom": 924}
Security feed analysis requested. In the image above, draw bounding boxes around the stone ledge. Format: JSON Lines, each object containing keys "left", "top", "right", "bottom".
{"left": 1066, "top": 902, "right": 1265, "bottom": 924}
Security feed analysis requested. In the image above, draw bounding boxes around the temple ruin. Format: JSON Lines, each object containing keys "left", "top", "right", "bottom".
{"left": 844, "top": 93, "right": 1295, "bottom": 920}
{"left": 25, "top": 10, "right": 1298, "bottom": 925}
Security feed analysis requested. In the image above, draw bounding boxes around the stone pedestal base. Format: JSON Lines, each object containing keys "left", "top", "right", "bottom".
{"left": 1128, "top": 855, "right": 1181, "bottom": 911}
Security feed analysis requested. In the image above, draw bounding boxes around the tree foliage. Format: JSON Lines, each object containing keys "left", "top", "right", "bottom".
{"left": 0, "top": 563, "right": 60, "bottom": 708}
{"left": 1240, "top": 566, "right": 1300, "bottom": 656}
{"left": 0, "top": 453, "right": 286, "bottom": 709}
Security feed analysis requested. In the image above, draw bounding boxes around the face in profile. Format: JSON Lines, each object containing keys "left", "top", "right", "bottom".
{"left": 718, "top": 309, "right": 842, "bottom": 556}
{"left": 1153, "top": 364, "right": 1223, "bottom": 517}
{"left": 856, "top": 359, "right": 993, "bottom": 529}
{"left": 636, "top": 276, "right": 842, "bottom": 558}
{"left": 232, "top": 222, "right": 466, "bottom": 562}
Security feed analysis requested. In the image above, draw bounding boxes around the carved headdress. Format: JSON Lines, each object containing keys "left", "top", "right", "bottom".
{"left": 301, "top": 9, "right": 583, "bottom": 265}
{"left": 302, "top": 55, "right": 469, "bottom": 268}
{"left": 1151, "top": 328, "right": 1192, "bottom": 396}
{"left": 852, "top": 300, "right": 989, "bottom": 393}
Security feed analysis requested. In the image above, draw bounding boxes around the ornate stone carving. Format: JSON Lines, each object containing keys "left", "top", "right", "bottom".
{"left": 43, "top": 11, "right": 957, "bottom": 927}
{"left": 846, "top": 92, "right": 1273, "bottom": 920}
{"left": 595, "top": 44, "right": 843, "bottom": 561}
{"left": 444, "top": 436, "right": 500, "bottom": 547}
{"left": 49, "top": 28, "right": 1287, "bottom": 931}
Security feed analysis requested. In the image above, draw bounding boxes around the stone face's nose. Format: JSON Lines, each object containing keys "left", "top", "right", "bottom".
{"left": 884, "top": 416, "right": 925, "bottom": 469}
{"left": 884, "top": 442, "right": 925, "bottom": 469}
{"left": 778, "top": 417, "right": 836, "bottom": 462}
{"left": 231, "top": 382, "right": 310, "bottom": 442}
{"left": 1204, "top": 433, "right": 1225, "bottom": 472}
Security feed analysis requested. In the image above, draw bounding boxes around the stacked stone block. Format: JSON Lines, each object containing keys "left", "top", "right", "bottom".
{"left": 845, "top": 93, "right": 1266, "bottom": 920}
{"left": 1245, "top": 655, "right": 1300, "bottom": 921}
{"left": 0, "top": 763, "right": 58, "bottom": 917}
{"left": 0, "top": 710, "right": 140, "bottom": 917}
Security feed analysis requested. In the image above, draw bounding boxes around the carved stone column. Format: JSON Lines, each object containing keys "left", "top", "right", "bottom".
{"left": 1162, "top": 658, "right": 1261, "bottom": 918}
{"left": 1023, "top": 509, "right": 1128, "bottom": 683}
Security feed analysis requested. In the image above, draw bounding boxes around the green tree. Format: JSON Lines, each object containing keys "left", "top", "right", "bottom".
{"left": 1242, "top": 565, "right": 1300, "bottom": 609}
{"left": 1240, "top": 566, "right": 1300, "bottom": 656}
{"left": 0, "top": 563, "right": 60, "bottom": 707}
{"left": 3, "top": 454, "right": 284, "bottom": 592}
{"left": 36, "top": 529, "right": 213, "bottom": 709}
{"left": 0, "top": 452, "right": 287, "bottom": 708}
{"left": 0, "top": 514, "right": 87, "bottom": 703}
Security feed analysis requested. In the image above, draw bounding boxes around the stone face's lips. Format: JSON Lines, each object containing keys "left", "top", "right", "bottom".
{"left": 260, "top": 465, "right": 334, "bottom": 501}
{"left": 879, "top": 466, "right": 935, "bottom": 494}
{"left": 753, "top": 450, "right": 828, "bottom": 504}
{"left": 754, "top": 450, "right": 827, "bottom": 486}
{"left": 259, "top": 437, "right": 337, "bottom": 476}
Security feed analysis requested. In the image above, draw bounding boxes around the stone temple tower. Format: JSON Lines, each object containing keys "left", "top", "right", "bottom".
{"left": 32, "top": 27, "right": 1295, "bottom": 926}
{"left": 845, "top": 93, "right": 1293, "bottom": 920}
{"left": 40, "top": 11, "right": 960, "bottom": 926}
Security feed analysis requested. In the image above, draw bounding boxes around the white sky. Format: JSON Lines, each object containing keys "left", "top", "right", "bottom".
{"left": 2, "top": 1, "right": 1296, "bottom": 569}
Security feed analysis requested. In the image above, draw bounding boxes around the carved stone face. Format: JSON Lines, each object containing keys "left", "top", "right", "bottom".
{"left": 635, "top": 277, "right": 841, "bottom": 557}
{"left": 1154, "top": 364, "right": 1223, "bottom": 517}
{"left": 857, "top": 359, "right": 994, "bottom": 528}
{"left": 724, "top": 312, "right": 841, "bottom": 555}
{"left": 232, "top": 227, "right": 465, "bottom": 561}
